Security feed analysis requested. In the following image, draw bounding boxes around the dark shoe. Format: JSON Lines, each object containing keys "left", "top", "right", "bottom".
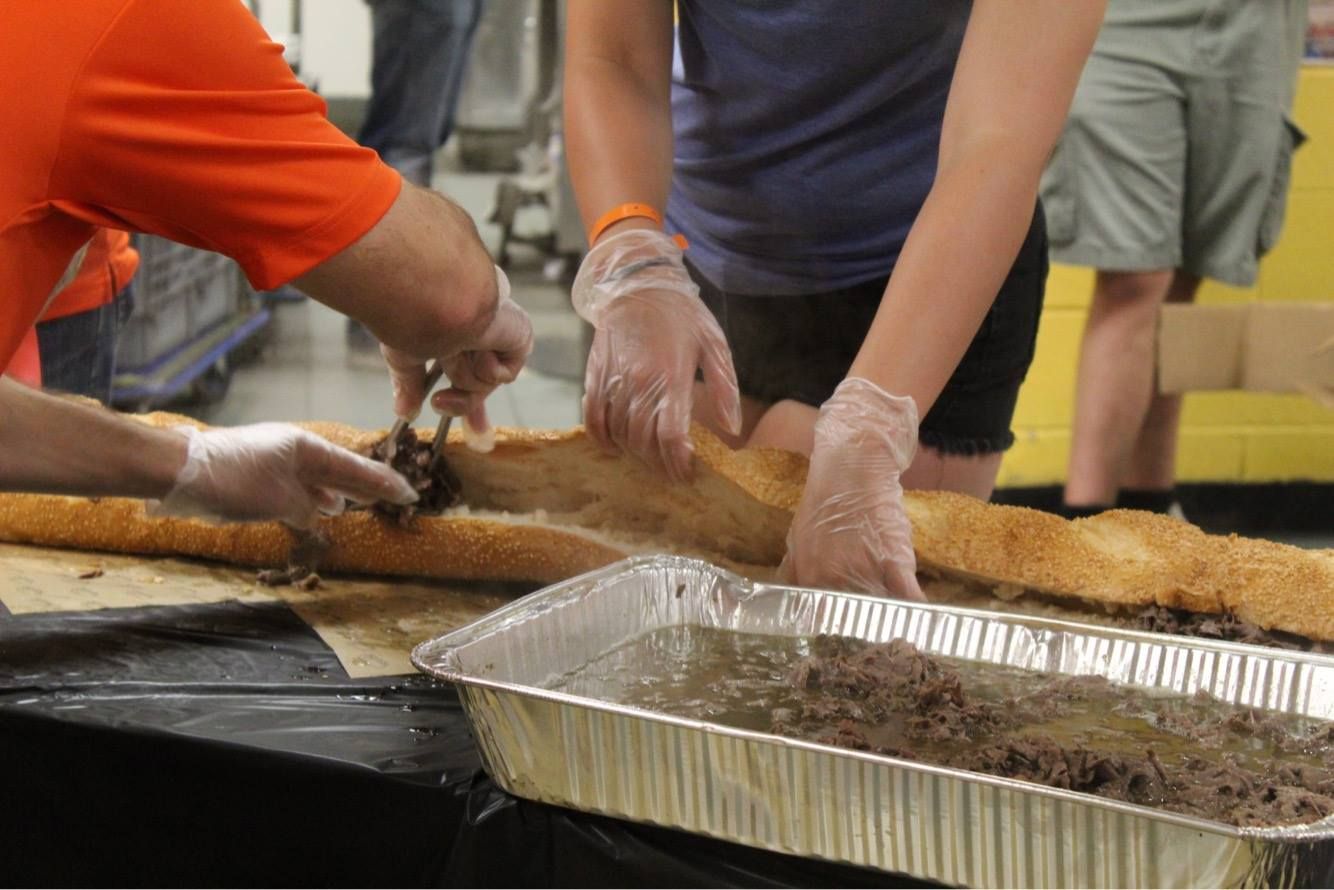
{"left": 1059, "top": 503, "right": 1111, "bottom": 520}
{"left": 1116, "top": 488, "right": 1177, "bottom": 514}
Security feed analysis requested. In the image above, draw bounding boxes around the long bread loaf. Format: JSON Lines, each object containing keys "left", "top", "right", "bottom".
{"left": 0, "top": 412, "right": 803, "bottom": 583}
{"left": 0, "top": 411, "right": 1329, "bottom": 642}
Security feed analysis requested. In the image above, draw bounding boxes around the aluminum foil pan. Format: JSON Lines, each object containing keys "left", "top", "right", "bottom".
{"left": 412, "top": 555, "right": 1334, "bottom": 888}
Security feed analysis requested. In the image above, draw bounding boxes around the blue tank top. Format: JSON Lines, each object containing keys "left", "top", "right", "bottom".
{"left": 667, "top": 1, "right": 971, "bottom": 295}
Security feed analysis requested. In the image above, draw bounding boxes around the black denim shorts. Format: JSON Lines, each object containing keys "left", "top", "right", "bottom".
{"left": 691, "top": 204, "right": 1048, "bottom": 455}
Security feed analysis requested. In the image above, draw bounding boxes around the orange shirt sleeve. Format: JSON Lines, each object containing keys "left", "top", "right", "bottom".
{"left": 47, "top": 0, "right": 401, "bottom": 291}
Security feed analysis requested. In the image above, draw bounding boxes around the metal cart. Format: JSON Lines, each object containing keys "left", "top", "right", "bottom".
{"left": 110, "top": 238, "right": 270, "bottom": 412}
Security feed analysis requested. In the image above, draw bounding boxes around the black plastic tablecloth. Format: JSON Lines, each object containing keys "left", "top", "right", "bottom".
{"left": 0, "top": 598, "right": 930, "bottom": 887}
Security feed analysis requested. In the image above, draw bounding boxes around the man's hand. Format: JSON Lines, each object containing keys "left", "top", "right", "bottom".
{"left": 780, "top": 378, "right": 924, "bottom": 600}
{"left": 154, "top": 423, "right": 418, "bottom": 529}
{"left": 571, "top": 228, "right": 741, "bottom": 482}
{"left": 382, "top": 266, "right": 533, "bottom": 437}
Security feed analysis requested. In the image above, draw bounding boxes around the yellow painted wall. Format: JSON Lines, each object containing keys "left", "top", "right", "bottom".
{"left": 999, "top": 65, "right": 1334, "bottom": 487}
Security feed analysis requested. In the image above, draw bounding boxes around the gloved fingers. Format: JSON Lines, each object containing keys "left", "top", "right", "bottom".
{"left": 470, "top": 296, "right": 534, "bottom": 367}
{"left": 610, "top": 366, "right": 685, "bottom": 480}
{"left": 295, "top": 435, "right": 419, "bottom": 506}
{"left": 489, "top": 346, "right": 529, "bottom": 387}
{"left": 623, "top": 395, "right": 675, "bottom": 482}
{"left": 602, "top": 372, "right": 638, "bottom": 466}
{"left": 311, "top": 487, "right": 347, "bottom": 517}
{"left": 462, "top": 403, "right": 495, "bottom": 453}
{"left": 463, "top": 398, "right": 490, "bottom": 433}
{"left": 698, "top": 328, "right": 742, "bottom": 437}
{"left": 888, "top": 561, "right": 927, "bottom": 602}
{"left": 470, "top": 350, "right": 517, "bottom": 386}
{"left": 581, "top": 337, "right": 618, "bottom": 456}
{"left": 844, "top": 559, "right": 923, "bottom": 603}
{"left": 381, "top": 345, "right": 428, "bottom": 420}
{"left": 431, "top": 389, "right": 466, "bottom": 417}
{"left": 443, "top": 350, "right": 517, "bottom": 395}
{"left": 428, "top": 388, "right": 496, "bottom": 452}
{"left": 649, "top": 378, "right": 695, "bottom": 484}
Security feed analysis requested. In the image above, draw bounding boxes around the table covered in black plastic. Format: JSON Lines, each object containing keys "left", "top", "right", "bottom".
{"left": 0, "top": 596, "right": 931, "bottom": 886}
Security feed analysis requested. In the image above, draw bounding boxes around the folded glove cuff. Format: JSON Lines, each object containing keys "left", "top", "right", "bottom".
{"left": 571, "top": 228, "right": 697, "bottom": 326}
{"left": 168, "top": 425, "right": 205, "bottom": 493}
{"left": 150, "top": 425, "right": 216, "bottom": 521}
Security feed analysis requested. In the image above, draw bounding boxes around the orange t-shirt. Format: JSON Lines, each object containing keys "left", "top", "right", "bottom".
{"left": 41, "top": 228, "right": 140, "bottom": 323}
{"left": 4, "top": 229, "right": 138, "bottom": 389}
{"left": 0, "top": 0, "right": 402, "bottom": 371}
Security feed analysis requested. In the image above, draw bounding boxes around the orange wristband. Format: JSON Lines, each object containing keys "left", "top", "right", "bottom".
{"left": 588, "top": 202, "right": 688, "bottom": 250}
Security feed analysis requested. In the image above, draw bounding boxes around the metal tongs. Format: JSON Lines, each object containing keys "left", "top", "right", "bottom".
{"left": 429, "top": 412, "right": 454, "bottom": 467}
{"left": 383, "top": 361, "right": 452, "bottom": 463}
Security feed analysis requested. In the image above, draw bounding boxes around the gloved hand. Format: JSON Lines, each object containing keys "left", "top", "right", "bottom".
{"left": 571, "top": 228, "right": 741, "bottom": 482}
{"left": 152, "top": 423, "right": 419, "bottom": 528}
{"left": 779, "top": 377, "right": 924, "bottom": 601}
{"left": 383, "top": 265, "right": 533, "bottom": 446}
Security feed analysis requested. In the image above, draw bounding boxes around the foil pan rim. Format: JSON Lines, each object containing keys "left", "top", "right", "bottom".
{"left": 419, "top": 554, "right": 1334, "bottom": 669}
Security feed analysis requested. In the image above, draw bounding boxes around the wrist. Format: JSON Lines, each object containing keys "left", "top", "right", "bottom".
{"left": 572, "top": 228, "right": 694, "bottom": 325}
{"left": 594, "top": 217, "right": 661, "bottom": 245}
{"left": 143, "top": 427, "right": 193, "bottom": 500}
{"left": 817, "top": 378, "right": 919, "bottom": 471}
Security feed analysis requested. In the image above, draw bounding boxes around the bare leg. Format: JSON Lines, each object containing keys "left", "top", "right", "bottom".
{"left": 1063, "top": 269, "right": 1175, "bottom": 508}
{"left": 1122, "top": 271, "right": 1201, "bottom": 491}
{"left": 745, "top": 399, "right": 1003, "bottom": 499}
{"left": 690, "top": 381, "right": 769, "bottom": 450}
{"left": 745, "top": 399, "right": 818, "bottom": 455}
{"left": 901, "top": 447, "right": 1004, "bottom": 500}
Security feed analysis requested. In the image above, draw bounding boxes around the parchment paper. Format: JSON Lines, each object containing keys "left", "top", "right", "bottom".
{"left": 0, "top": 542, "right": 520, "bottom": 677}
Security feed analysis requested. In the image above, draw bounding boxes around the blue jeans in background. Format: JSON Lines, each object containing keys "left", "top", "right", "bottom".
{"left": 36, "top": 285, "right": 135, "bottom": 403}
{"left": 358, "top": 0, "right": 483, "bottom": 187}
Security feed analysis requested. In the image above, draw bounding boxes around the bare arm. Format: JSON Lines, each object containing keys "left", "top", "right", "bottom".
{"left": 0, "top": 377, "right": 416, "bottom": 524}
{"left": 293, "top": 182, "right": 500, "bottom": 362}
{"left": 564, "top": 0, "right": 677, "bottom": 240}
{"left": 849, "top": 1, "right": 1104, "bottom": 413}
{"left": 0, "top": 378, "right": 185, "bottom": 498}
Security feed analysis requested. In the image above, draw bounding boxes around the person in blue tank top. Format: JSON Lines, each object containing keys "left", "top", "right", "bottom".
{"left": 566, "top": 2, "right": 1105, "bottom": 600}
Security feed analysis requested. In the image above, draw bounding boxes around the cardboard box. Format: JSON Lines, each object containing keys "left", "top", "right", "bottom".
{"left": 1158, "top": 303, "right": 1334, "bottom": 405}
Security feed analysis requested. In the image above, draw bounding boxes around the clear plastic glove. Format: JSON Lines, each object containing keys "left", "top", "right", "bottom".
{"left": 152, "top": 423, "right": 419, "bottom": 529}
{"left": 571, "top": 228, "right": 741, "bottom": 482}
{"left": 382, "top": 265, "right": 533, "bottom": 439}
{"left": 779, "top": 377, "right": 924, "bottom": 601}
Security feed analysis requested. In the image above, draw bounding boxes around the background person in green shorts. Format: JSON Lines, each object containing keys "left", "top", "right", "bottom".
{"left": 1044, "top": 0, "right": 1308, "bottom": 519}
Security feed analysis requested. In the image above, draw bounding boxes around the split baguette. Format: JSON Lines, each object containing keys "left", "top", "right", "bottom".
{"left": 0, "top": 411, "right": 804, "bottom": 584}
{"left": 0, "top": 411, "right": 1330, "bottom": 643}
{"left": 906, "top": 491, "right": 1334, "bottom": 643}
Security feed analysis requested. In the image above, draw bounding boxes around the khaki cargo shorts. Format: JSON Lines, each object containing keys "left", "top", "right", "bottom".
{"left": 1040, "top": 0, "right": 1307, "bottom": 286}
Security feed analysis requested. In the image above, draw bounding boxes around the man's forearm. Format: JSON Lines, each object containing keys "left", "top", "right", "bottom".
{"left": 292, "top": 183, "right": 499, "bottom": 362}
{"left": 0, "top": 378, "right": 186, "bottom": 498}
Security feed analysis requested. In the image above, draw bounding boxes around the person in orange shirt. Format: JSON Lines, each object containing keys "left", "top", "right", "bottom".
{"left": 34, "top": 228, "right": 139, "bottom": 399}
{"left": 0, "top": 0, "right": 532, "bottom": 528}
